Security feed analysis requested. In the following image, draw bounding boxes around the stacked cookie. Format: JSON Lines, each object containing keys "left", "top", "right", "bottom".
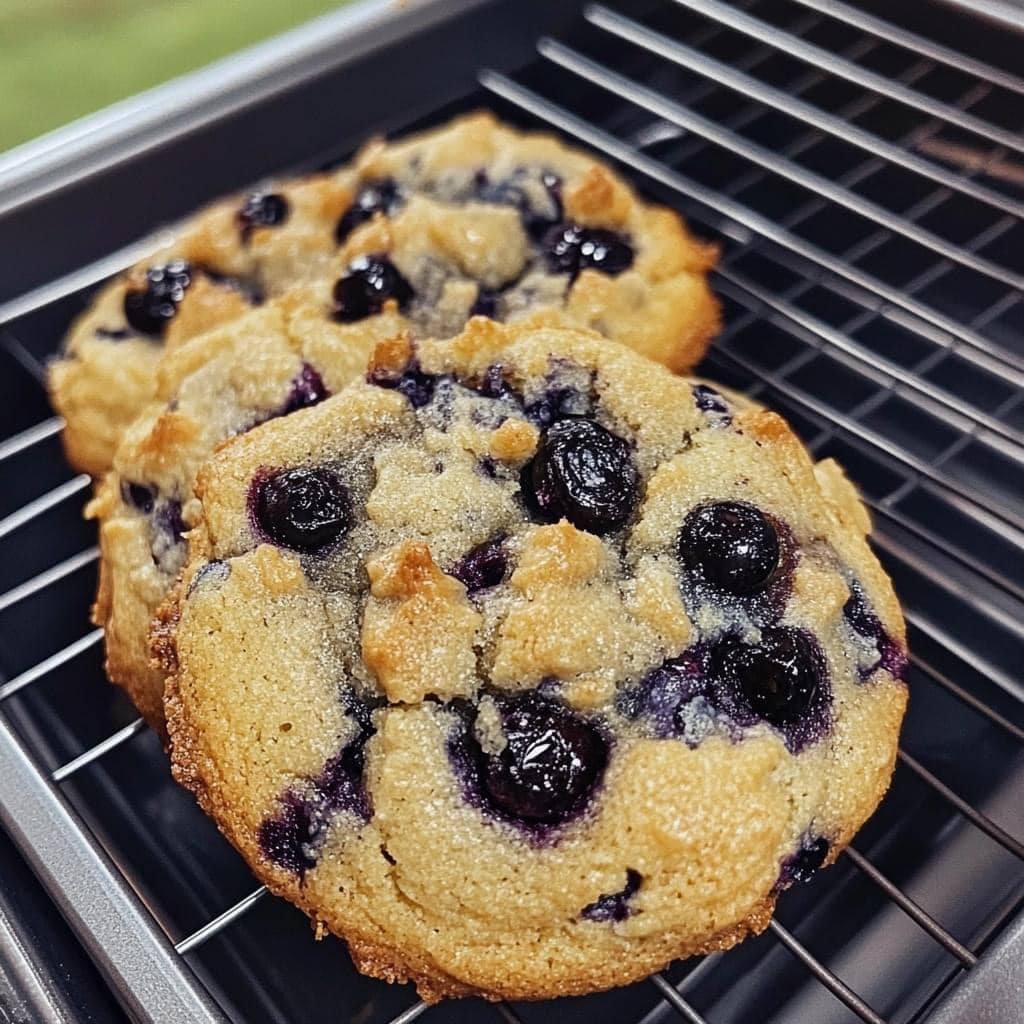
{"left": 49, "top": 113, "right": 906, "bottom": 1003}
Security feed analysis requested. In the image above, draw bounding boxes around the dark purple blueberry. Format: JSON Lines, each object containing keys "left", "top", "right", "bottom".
{"left": 843, "top": 580, "right": 908, "bottom": 680}
{"left": 477, "top": 364, "right": 511, "bottom": 399}
{"left": 258, "top": 794, "right": 319, "bottom": 875}
{"left": 253, "top": 467, "right": 352, "bottom": 551}
{"left": 618, "top": 652, "right": 708, "bottom": 740}
{"left": 123, "top": 260, "right": 193, "bottom": 336}
{"left": 582, "top": 868, "right": 642, "bottom": 922}
{"left": 450, "top": 536, "right": 508, "bottom": 593}
{"left": 679, "top": 501, "right": 781, "bottom": 596}
{"left": 542, "top": 223, "right": 634, "bottom": 279}
{"left": 367, "top": 359, "right": 437, "bottom": 408}
{"left": 332, "top": 255, "right": 413, "bottom": 322}
{"left": 471, "top": 694, "right": 607, "bottom": 825}
{"left": 470, "top": 288, "right": 500, "bottom": 318}
{"left": 692, "top": 384, "right": 732, "bottom": 426}
{"left": 843, "top": 581, "right": 880, "bottom": 640}
{"left": 281, "top": 363, "right": 329, "bottom": 415}
{"left": 335, "top": 179, "right": 400, "bottom": 242}
{"left": 187, "top": 560, "right": 231, "bottom": 596}
{"left": 523, "top": 417, "right": 638, "bottom": 535}
{"left": 257, "top": 693, "right": 376, "bottom": 876}
{"left": 121, "top": 481, "right": 155, "bottom": 514}
{"left": 711, "top": 628, "right": 825, "bottom": 728}
{"left": 778, "top": 836, "right": 830, "bottom": 889}
{"left": 237, "top": 191, "right": 289, "bottom": 240}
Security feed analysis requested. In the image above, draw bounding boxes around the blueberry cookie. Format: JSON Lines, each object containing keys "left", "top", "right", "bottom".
{"left": 89, "top": 289, "right": 397, "bottom": 733}
{"left": 50, "top": 112, "right": 720, "bottom": 475}
{"left": 157, "top": 320, "right": 906, "bottom": 1002}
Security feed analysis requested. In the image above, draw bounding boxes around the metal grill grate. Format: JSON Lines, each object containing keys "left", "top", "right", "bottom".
{"left": 0, "top": 1, "right": 1021, "bottom": 1022}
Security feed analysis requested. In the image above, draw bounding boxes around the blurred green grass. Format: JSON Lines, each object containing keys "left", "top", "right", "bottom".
{"left": 0, "top": 0, "right": 344, "bottom": 153}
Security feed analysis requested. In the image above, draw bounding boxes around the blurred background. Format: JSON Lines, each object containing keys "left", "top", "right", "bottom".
{"left": 0, "top": 0, "right": 344, "bottom": 153}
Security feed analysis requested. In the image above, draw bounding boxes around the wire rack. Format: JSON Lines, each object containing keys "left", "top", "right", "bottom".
{"left": 0, "top": 1, "right": 1021, "bottom": 1022}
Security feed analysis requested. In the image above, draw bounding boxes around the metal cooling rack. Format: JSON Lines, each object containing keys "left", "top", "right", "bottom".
{"left": 0, "top": 0, "right": 1021, "bottom": 1021}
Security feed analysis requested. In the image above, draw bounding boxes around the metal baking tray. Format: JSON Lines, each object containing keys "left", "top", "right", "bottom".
{"left": 0, "top": 1, "right": 1021, "bottom": 1021}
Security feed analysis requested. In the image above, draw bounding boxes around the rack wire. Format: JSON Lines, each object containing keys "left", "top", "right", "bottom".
{"left": 0, "top": 0, "right": 1021, "bottom": 1022}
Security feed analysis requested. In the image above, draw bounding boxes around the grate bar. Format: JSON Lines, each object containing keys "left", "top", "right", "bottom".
{"left": 387, "top": 1001, "right": 428, "bottom": 1024}
{"left": 0, "top": 474, "right": 91, "bottom": 541}
{"left": 843, "top": 846, "right": 978, "bottom": 966}
{"left": 51, "top": 717, "right": 146, "bottom": 783}
{"left": 492, "top": 1004, "right": 525, "bottom": 1024}
{"left": 788, "top": 0, "right": 1024, "bottom": 93}
{"left": 871, "top": 503, "right": 1024, "bottom": 607}
{"left": 586, "top": 5, "right": 1024, "bottom": 219}
{"left": 910, "top": 651, "right": 1024, "bottom": 743}
{"left": 0, "top": 416, "right": 64, "bottom": 464}
{"left": 873, "top": 533, "right": 1024, "bottom": 645}
{"left": 902, "top": 608, "right": 1023, "bottom": 707}
{"left": 650, "top": 972, "right": 709, "bottom": 1024}
{"left": 0, "top": 545, "right": 99, "bottom": 615}
{"left": 478, "top": 70, "right": 1024, "bottom": 375}
{"left": 0, "top": 628, "right": 104, "bottom": 702}
{"left": 897, "top": 750, "right": 1024, "bottom": 859}
{"left": 670, "top": 0, "right": 1024, "bottom": 153}
{"left": 713, "top": 268, "right": 1024, "bottom": 447}
{"left": 175, "top": 886, "right": 268, "bottom": 956}
{"left": 539, "top": 37, "right": 1024, "bottom": 292}
{"left": 768, "top": 919, "right": 888, "bottom": 1024}
{"left": 707, "top": 338, "right": 1024, "bottom": 535}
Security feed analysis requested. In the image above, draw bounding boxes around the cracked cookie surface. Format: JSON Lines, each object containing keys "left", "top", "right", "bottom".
{"left": 50, "top": 112, "right": 720, "bottom": 476}
{"left": 159, "top": 321, "right": 905, "bottom": 1002}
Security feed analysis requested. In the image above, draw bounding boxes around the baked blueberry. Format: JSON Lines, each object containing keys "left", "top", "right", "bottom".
{"left": 471, "top": 694, "right": 607, "bottom": 825}
{"left": 844, "top": 580, "right": 908, "bottom": 680}
{"left": 253, "top": 466, "right": 352, "bottom": 551}
{"left": 678, "top": 501, "right": 780, "bottom": 596}
{"left": 281, "top": 363, "right": 329, "bottom": 415}
{"left": 582, "top": 868, "right": 642, "bottom": 922}
{"left": 543, "top": 224, "right": 634, "bottom": 279}
{"left": 477, "top": 170, "right": 563, "bottom": 238}
{"left": 367, "top": 359, "right": 436, "bottom": 408}
{"left": 332, "top": 255, "right": 413, "bottom": 322}
{"left": 711, "top": 628, "right": 824, "bottom": 728}
{"left": 123, "top": 260, "right": 193, "bottom": 336}
{"left": 258, "top": 793, "right": 319, "bottom": 875}
{"left": 450, "top": 536, "right": 508, "bottom": 593}
{"left": 121, "top": 481, "right": 155, "bottom": 514}
{"left": 335, "top": 179, "right": 400, "bottom": 242}
{"left": 238, "top": 191, "right": 289, "bottom": 240}
{"left": 524, "top": 417, "right": 638, "bottom": 535}
{"left": 778, "top": 836, "right": 830, "bottom": 888}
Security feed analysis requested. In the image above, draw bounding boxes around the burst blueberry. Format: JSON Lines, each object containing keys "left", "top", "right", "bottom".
{"left": 123, "top": 260, "right": 193, "bottom": 336}
{"left": 450, "top": 536, "right": 508, "bottom": 593}
{"left": 469, "top": 694, "right": 607, "bottom": 825}
{"left": 121, "top": 481, "right": 155, "bottom": 514}
{"left": 678, "top": 501, "right": 780, "bottom": 596}
{"left": 523, "top": 417, "right": 638, "bottom": 535}
{"left": 711, "top": 628, "right": 824, "bottom": 728}
{"left": 335, "top": 179, "right": 400, "bottom": 242}
{"left": 778, "top": 836, "right": 830, "bottom": 889}
{"left": 332, "top": 255, "right": 413, "bottom": 322}
{"left": 253, "top": 466, "right": 352, "bottom": 551}
{"left": 281, "top": 363, "right": 329, "bottom": 415}
{"left": 582, "top": 868, "right": 642, "bottom": 922}
{"left": 237, "top": 191, "right": 289, "bottom": 240}
{"left": 543, "top": 223, "right": 634, "bottom": 279}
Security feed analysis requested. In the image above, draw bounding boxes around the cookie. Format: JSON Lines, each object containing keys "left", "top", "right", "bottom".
{"left": 157, "top": 320, "right": 906, "bottom": 1002}
{"left": 89, "top": 288, "right": 397, "bottom": 734}
{"left": 50, "top": 112, "right": 720, "bottom": 475}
